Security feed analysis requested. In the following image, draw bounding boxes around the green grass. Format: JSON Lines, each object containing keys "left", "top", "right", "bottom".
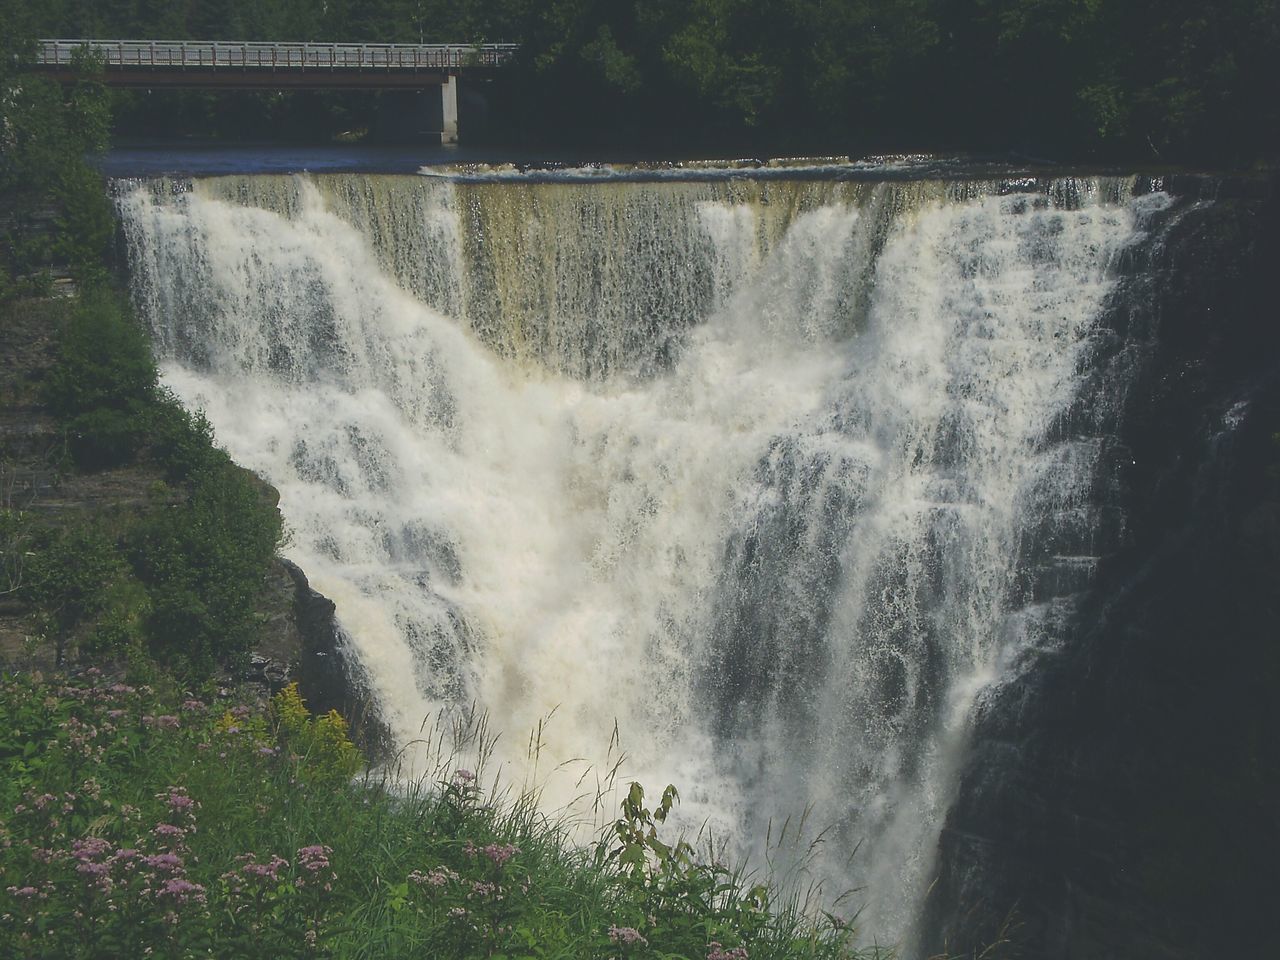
{"left": 0, "top": 673, "right": 885, "bottom": 960}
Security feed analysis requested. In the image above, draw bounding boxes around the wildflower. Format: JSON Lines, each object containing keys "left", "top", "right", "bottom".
{"left": 181, "top": 699, "right": 205, "bottom": 712}
{"left": 71, "top": 837, "right": 112, "bottom": 861}
{"left": 707, "top": 943, "right": 749, "bottom": 960}
{"left": 409, "top": 865, "right": 458, "bottom": 888}
{"left": 142, "top": 853, "right": 184, "bottom": 872}
{"left": 75, "top": 862, "right": 111, "bottom": 878}
{"left": 163, "top": 787, "right": 197, "bottom": 813}
{"left": 106, "top": 710, "right": 127, "bottom": 719}
{"left": 258, "top": 746, "right": 276, "bottom": 756}
{"left": 448, "top": 906, "right": 468, "bottom": 918}
{"left": 230, "top": 705, "right": 252, "bottom": 719}
{"left": 157, "top": 878, "right": 207, "bottom": 904}
{"left": 452, "top": 768, "right": 476, "bottom": 786}
{"left": 239, "top": 855, "right": 289, "bottom": 881}
{"left": 153, "top": 824, "right": 186, "bottom": 839}
{"left": 481, "top": 842, "right": 520, "bottom": 867}
{"left": 7, "top": 887, "right": 38, "bottom": 899}
{"left": 304, "top": 929, "right": 318, "bottom": 948}
{"left": 608, "top": 925, "right": 648, "bottom": 946}
{"left": 297, "top": 844, "right": 331, "bottom": 869}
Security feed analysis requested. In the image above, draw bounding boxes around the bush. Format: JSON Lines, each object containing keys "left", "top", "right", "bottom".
{"left": 28, "top": 287, "right": 284, "bottom": 676}
{"left": 43, "top": 289, "right": 157, "bottom": 419}
{"left": 133, "top": 463, "right": 283, "bottom": 676}
{"left": 24, "top": 522, "right": 127, "bottom": 663}
{"left": 63, "top": 403, "right": 151, "bottom": 470}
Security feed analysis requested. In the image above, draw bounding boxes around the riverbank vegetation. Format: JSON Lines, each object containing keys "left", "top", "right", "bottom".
{"left": 2, "top": 291, "right": 284, "bottom": 679}
{"left": 5, "top": 0, "right": 1278, "bottom": 164}
{"left": 0, "top": 673, "right": 874, "bottom": 959}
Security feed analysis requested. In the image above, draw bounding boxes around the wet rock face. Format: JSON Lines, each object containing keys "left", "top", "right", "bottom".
{"left": 919, "top": 178, "right": 1280, "bottom": 960}
{"left": 281, "top": 559, "right": 392, "bottom": 760}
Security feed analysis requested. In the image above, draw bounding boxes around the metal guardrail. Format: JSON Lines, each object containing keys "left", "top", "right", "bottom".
{"left": 37, "top": 39, "right": 518, "bottom": 71}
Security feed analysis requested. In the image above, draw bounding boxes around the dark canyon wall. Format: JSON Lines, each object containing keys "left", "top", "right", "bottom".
{"left": 920, "top": 175, "right": 1280, "bottom": 960}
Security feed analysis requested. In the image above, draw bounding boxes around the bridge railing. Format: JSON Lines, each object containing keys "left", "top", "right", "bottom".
{"left": 37, "top": 39, "right": 518, "bottom": 71}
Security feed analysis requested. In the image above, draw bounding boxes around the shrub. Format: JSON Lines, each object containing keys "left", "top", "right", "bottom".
{"left": 42, "top": 289, "right": 157, "bottom": 421}
{"left": 133, "top": 462, "right": 283, "bottom": 676}
{"left": 272, "top": 683, "right": 361, "bottom": 784}
{"left": 24, "top": 522, "right": 127, "bottom": 663}
{"left": 29, "top": 288, "right": 284, "bottom": 676}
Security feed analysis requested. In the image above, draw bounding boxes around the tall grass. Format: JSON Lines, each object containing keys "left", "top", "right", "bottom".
{"left": 0, "top": 672, "right": 887, "bottom": 959}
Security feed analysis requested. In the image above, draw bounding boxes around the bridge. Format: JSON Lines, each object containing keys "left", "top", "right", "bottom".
{"left": 34, "top": 39, "right": 520, "bottom": 142}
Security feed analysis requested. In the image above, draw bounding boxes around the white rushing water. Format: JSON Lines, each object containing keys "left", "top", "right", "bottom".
{"left": 117, "top": 171, "right": 1168, "bottom": 945}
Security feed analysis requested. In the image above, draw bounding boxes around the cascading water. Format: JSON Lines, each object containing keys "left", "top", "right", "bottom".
{"left": 116, "top": 168, "right": 1172, "bottom": 946}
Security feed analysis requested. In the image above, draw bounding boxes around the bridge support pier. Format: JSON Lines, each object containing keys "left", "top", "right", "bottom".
{"left": 440, "top": 76, "right": 458, "bottom": 145}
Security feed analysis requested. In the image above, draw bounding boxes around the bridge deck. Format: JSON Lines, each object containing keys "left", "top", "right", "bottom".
{"left": 37, "top": 39, "right": 517, "bottom": 73}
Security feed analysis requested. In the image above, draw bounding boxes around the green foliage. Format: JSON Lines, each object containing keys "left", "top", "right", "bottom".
{"left": 23, "top": 287, "right": 284, "bottom": 677}
{"left": 133, "top": 462, "right": 283, "bottom": 676}
{"left": 42, "top": 289, "right": 158, "bottom": 468}
{"left": 594, "top": 782, "right": 787, "bottom": 957}
{"left": 24, "top": 522, "right": 129, "bottom": 661}
{"left": 0, "top": 675, "right": 873, "bottom": 960}
{"left": 44, "top": 290, "right": 157, "bottom": 419}
{"left": 272, "top": 682, "right": 362, "bottom": 784}
{"left": 0, "top": 22, "right": 111, "bottom": 288}
{"left": 0, "top": 510, "right": 32, "bottom": 600}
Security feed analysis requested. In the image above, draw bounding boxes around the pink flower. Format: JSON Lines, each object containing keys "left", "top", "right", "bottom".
{"left": 409, "top": 866, "right": 458, "bottom": 888}
{"left": 707, "top": 943, "right": 749, "bottom": 960}
{"left": 157, "top": 878, "right": 206, "bottom": 904}
{"left": 297, "top": 845, "right": 331, "bottom": 872}
{"left": 142, "top": 853, "right": 184, "bottom": 872}
{"left": 481, "top": 843, "right": 520, "bottom": 867}
{"left": 239, "top": 855, "right": 289, "bottom": 881}
{"left": 608, "top": 925, "right": 648, "bottom": 946}
{"left": 71, "top": 837, "right": 112, "bottom": 861}
{"left": 163, "top": 788, "right": 197, "bottom": 812}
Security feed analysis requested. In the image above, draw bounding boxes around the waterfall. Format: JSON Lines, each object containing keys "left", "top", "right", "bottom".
{"left": 116, "top": 168, "right": 1172, "bottom": 946}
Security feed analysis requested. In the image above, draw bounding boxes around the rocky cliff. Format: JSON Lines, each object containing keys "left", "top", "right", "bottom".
{"left": 919, "top": 175, "right": 1280, "bottom": 959}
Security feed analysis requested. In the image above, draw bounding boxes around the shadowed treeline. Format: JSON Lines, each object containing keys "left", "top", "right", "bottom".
{"left": 3, "top": 0, "right": 1278, "bottom": 162}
